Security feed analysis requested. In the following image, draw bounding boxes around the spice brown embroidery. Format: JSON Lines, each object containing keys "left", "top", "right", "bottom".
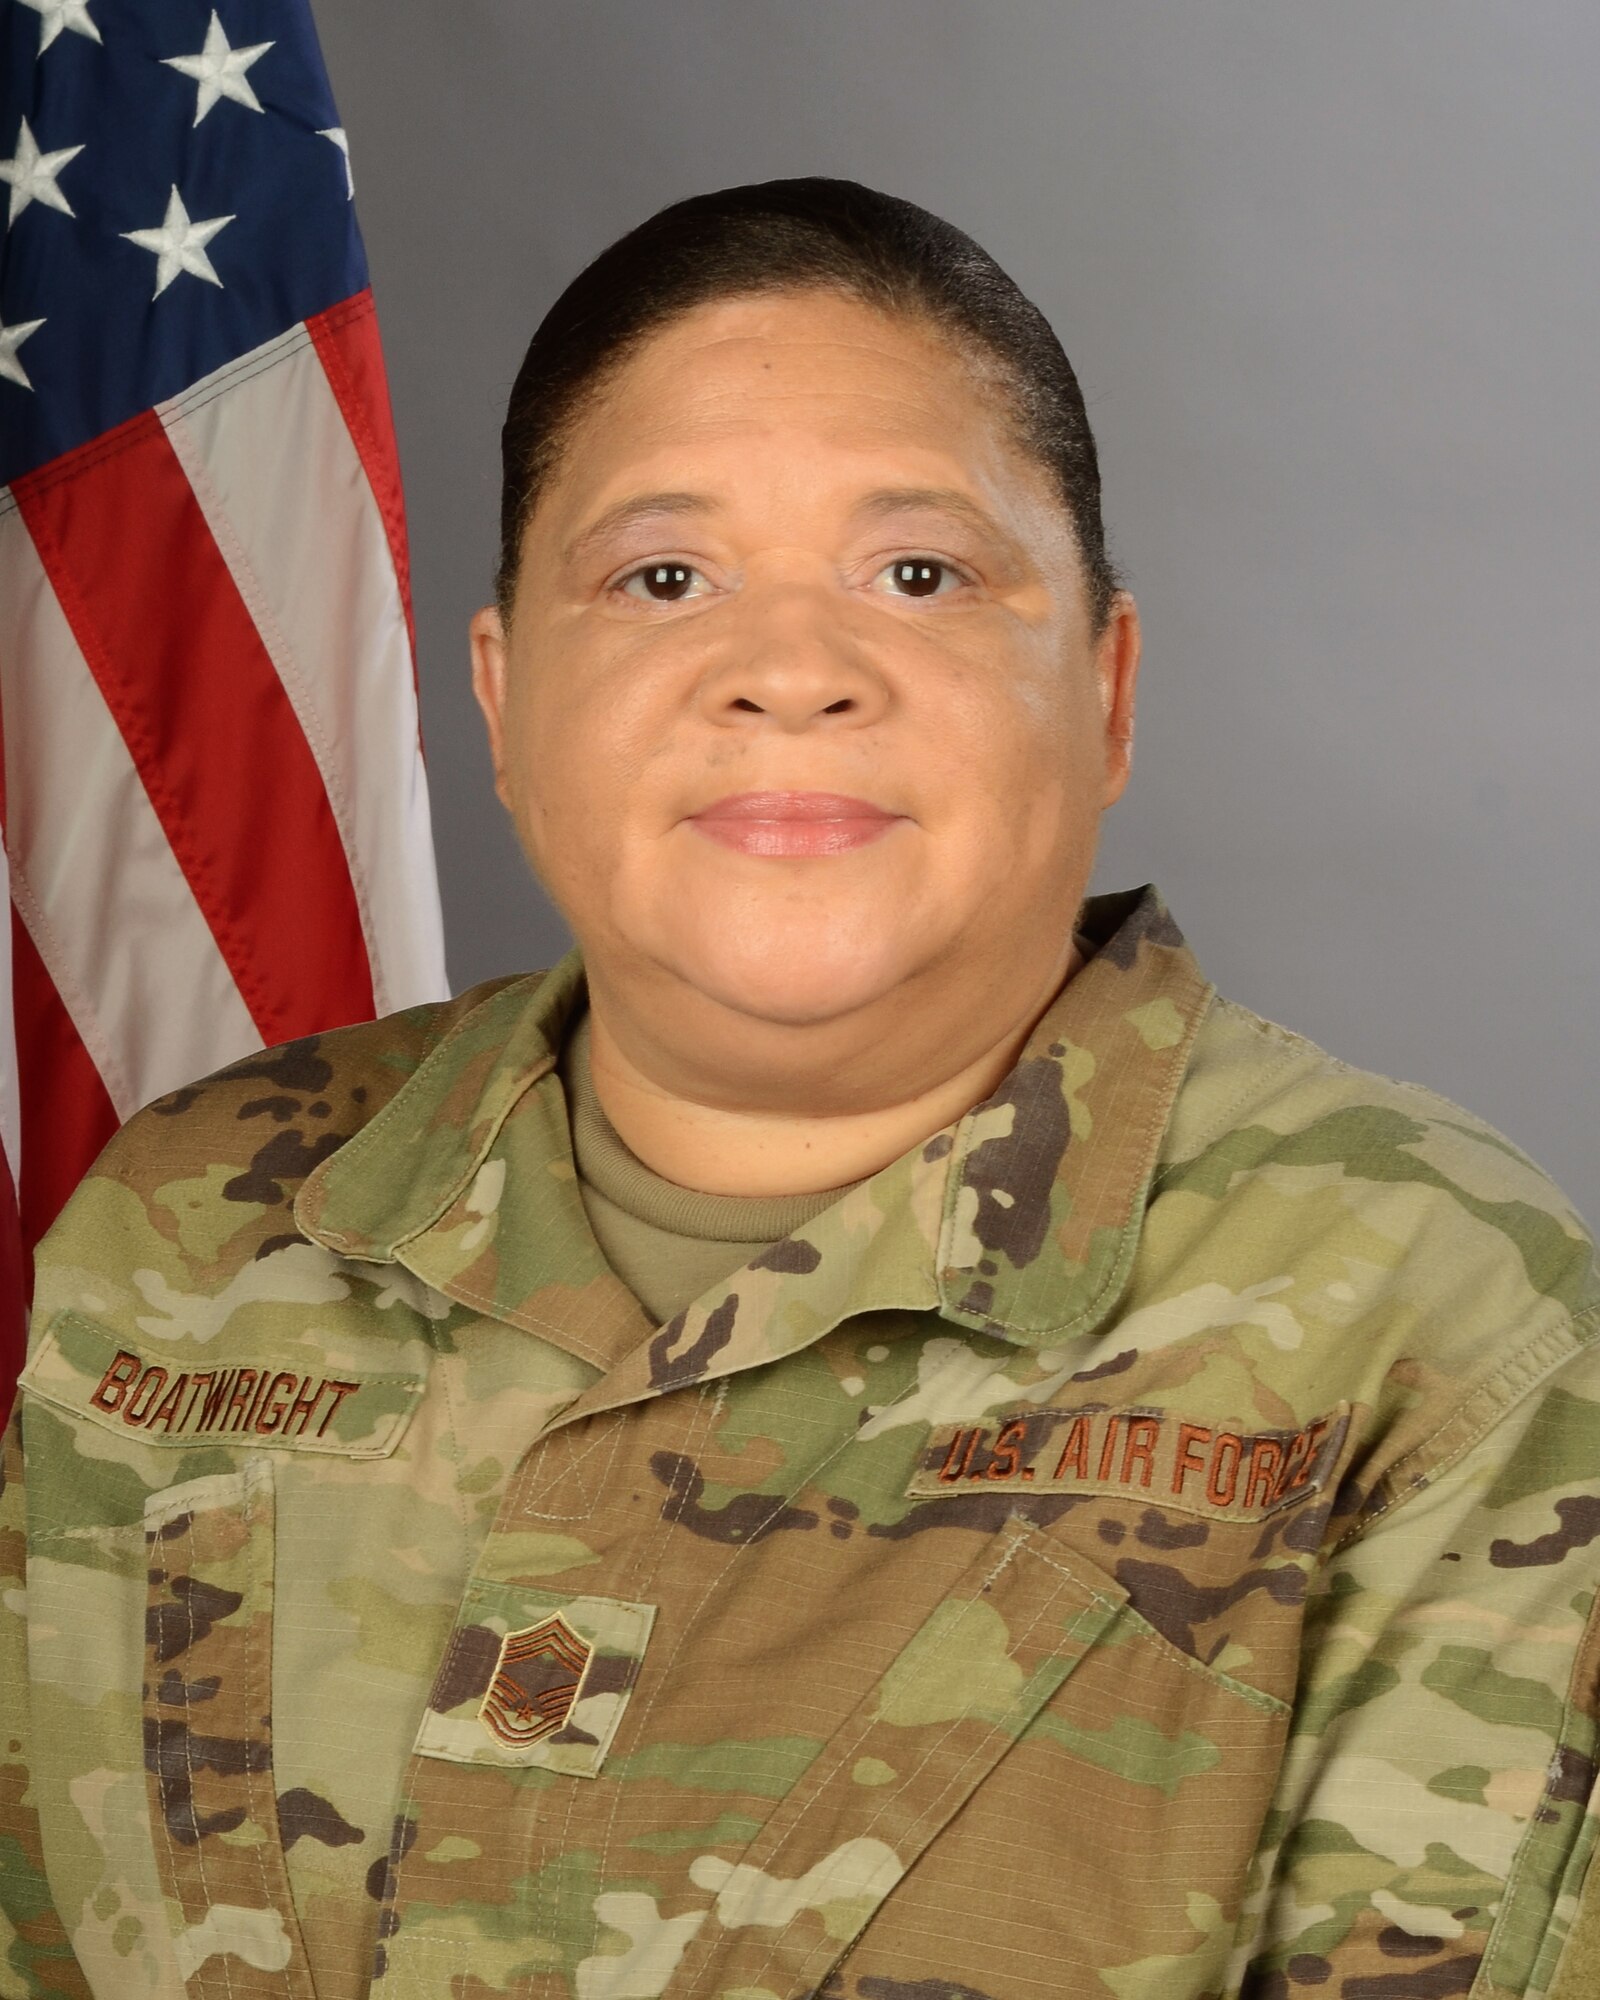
{"left": 89, "top": 1346, "right": 360, "bottom": 1439}
{"left": 479, "top": 1615, "right": 593, "bottom": 1749}
{"left": 908, "top": 1405, "right": 1348, "bottom": 1519}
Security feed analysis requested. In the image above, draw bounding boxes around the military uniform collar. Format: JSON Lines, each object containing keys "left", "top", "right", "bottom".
{"left": 934, "top": 885, "right": 1212, "bottom": 1341}
{"left": 297, "top": 886, "right": 1213, "bottom": 1368}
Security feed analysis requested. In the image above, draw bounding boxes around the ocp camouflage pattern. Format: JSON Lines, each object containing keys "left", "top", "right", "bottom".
{"left": 3, "top": 886, "right": 1597, "bottom": 2000}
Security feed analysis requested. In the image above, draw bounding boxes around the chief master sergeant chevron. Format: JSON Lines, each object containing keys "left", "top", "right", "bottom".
{"left": 4, "top": 179, "right": 1598, "bottom": 2000}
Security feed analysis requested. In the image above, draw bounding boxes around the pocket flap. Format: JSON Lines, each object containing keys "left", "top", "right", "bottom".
{"left": 671, "top": 1514, "right": 1130, "bottom": 1995}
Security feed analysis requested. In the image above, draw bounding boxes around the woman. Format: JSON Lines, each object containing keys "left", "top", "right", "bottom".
{"left": 4, "top": 178, "right": 1597, "bottom": 2000}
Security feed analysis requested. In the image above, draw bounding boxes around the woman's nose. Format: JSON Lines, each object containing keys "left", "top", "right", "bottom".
{"left": 695, "top": 582, "right": 891, "bottom": 731}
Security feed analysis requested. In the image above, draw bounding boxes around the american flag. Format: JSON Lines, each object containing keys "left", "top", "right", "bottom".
{"left": 0, "top": 0, "right": 448, "bottom": 1408}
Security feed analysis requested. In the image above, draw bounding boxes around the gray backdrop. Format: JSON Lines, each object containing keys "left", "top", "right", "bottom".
{"left": 316, "top": 1, "right": 1598, "bottom": 1222}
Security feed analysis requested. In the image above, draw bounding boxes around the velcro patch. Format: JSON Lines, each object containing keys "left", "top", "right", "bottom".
{"left": 20, "top": 1313, "right": 423, "bottom": 1457}
{"left": 908, "top": 1404, "right": 1349, "bottom": 1520}
{"left": 415, "top": 1586, "right": 657, "bottom": 1778}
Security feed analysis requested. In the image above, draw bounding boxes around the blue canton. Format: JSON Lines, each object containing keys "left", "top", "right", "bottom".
{"left": 0, "top": 0, "right": 366, "bottom": 485}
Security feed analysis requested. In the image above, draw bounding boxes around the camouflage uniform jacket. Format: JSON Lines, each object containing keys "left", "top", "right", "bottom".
{"left": 4, "top": 887, "right": 1598, "bottom": 2000}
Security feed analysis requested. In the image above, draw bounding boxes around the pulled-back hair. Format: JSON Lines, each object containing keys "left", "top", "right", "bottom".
{"left": 497, "top": 177, "right": 1120, "bottom": 629}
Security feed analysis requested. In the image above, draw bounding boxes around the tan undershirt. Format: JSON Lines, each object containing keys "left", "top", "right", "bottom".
{"left": 559, "top": 933, "right": 1096, "bottom": 1327}
{"left": 558, "top": 1009, "right": 865, "bottom": 1326}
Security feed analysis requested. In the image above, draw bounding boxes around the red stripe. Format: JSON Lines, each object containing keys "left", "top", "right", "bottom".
{"left": 0, "top": 718, "right": 20, "bottom": 1416}
{"left": 14, "top": 416, "right": 377, "bottom": 1047}
{"left": 10, "top": 908, "right": 119, "bottom": 1265}
{"left": 0, "top": 1136, "right": 24, "bottom": 1423}
{"left": 0, "top": 732, "right": 17, "bottom": 1408}
{"left": 307, "top": 289, "right": 419, "bottom": 674}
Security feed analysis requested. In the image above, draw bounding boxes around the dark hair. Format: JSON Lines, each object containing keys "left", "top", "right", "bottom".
{"left": 497, "top": 176, "right": 1120, "bottom": 629}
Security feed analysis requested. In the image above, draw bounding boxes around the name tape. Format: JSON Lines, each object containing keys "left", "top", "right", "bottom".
{"left": 92, "top": 1350, "right": 358, "bottom": 1440}
{"left": 908, "top": 1404, "right": 1348, "bottom": 1520}
{"left": 20, "top": 1314, "right": 423, "bottom": 1457}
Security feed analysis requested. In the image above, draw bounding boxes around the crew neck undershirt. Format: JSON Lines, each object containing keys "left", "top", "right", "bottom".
{"left": 557, "top": 932, "right": 1096, "bottom": 1329}
{"left": 558, "top": 1009, "right": 864, "bottom": 1326}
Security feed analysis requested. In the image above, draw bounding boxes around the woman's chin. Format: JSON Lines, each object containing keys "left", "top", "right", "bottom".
{"left": 657, "top": 939, "right": 916, "bottom": 1032}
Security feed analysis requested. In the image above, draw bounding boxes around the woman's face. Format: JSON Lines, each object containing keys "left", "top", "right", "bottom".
{"left": 473, "top": 288, "right": 1139, "bottom": 1036}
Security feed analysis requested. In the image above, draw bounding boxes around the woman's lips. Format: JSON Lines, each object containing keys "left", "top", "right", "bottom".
{"left": 687, "top": 791, "right": 904, "bottom": 857}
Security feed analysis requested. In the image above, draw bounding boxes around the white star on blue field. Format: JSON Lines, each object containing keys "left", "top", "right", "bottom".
{"left": 0, "top": 0, "right": 366, "bottom": 481}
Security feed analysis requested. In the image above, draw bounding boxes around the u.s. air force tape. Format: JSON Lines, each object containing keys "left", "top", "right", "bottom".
{"left": 908, "top": 1404, "right": 1349, "bottom": 1521}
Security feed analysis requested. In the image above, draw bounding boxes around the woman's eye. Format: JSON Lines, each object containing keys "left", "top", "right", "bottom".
{"left": 617, "top": 562, "right": 708, "bottom": 604}
{"left": 875, "top": 557, "right": 965, "bottom": 599}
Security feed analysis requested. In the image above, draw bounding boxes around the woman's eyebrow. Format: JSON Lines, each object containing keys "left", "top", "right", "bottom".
{"left": 561, "top": 491, "right": 713, "bottom": 569}
{"left": 852, "top": 487, "right": 1035, "bottom": 582}
{"left": 850, "top": 486, "right": 1014, "bottom": 544}
{"left": 561, "top": 484, "right": 1020, "bottom": 571}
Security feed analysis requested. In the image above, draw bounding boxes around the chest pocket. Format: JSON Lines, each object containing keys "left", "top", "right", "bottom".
{"left": 679, "top": 1516, "right": 1297, "bottom": 2000}
{"left": 142, "top": 1462, "right": 316, "bottom": 2000}
{"left": 669, "top": 1513, "right": 1138, "bottom": 1997}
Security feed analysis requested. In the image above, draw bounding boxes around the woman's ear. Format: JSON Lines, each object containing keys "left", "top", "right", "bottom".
{"left": 1096, "top": 591, "right": 1141, "bottom": 808}
{"left": 469, "top": 604, "right": 514, "bottom": 811}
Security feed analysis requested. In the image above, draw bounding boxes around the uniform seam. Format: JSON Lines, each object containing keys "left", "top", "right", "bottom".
{"left": 155, "top": 1502, "right": 235, "bottom": 2000}
{"left": 1149, "top": 1008, "right": 1310, "bottom": 1194}
{"left": 1164, "top": 996, "right": 1595, "bottom": 1223}
{"left": 505, "top": 1406, "right": 626, "bottom": 1525}
{"left": 742, "top": 1544, "right": 1049, "bottom": 1990}
{"left": 239, "top": 1462, "right": 315, "bottom": 1999}
{"left": 1332, "top": 1304, "right": 1598, "bottom": 1553}
{"left": 526, "top": 1411, "right": 627, "bottom": 1522}
{"left": 584, "top": 1384, "right": 724, "bottom": 1954}
{"left": 1012, "top": 1534, "right": 1290, "bottom": 1711}
{"left": 1113, "top": 1600, "right": 1291, "bottom": 1717}
{"left": 1011, "top": 1534, "right": 1126, "bottom": 1607}
{"left": 242, "top": 1472, "right": 273, "bottom": 1959}
{"left": 1483, "top": 1577, "right": 1600, "bottom": 1990}
{"left": 434, "top": 1354, "right": 475, "bottom": 1550}
{"left": 746, "top": 1543, "right": 1083, "bottom": 1994}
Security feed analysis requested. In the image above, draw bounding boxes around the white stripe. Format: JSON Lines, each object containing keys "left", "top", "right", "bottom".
{"left": 0, "top": 497, "right": 263, "bottom": 1121}
{"left": 159, "top": 324, "right": 448, "bottom": 1017}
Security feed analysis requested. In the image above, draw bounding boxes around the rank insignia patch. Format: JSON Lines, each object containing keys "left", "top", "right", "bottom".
{"left": 480, "top": 1614, "right": 593, "bottom": 1749}
{"left": 418, "top": 1588, "right": 656, "bottom": 1775}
